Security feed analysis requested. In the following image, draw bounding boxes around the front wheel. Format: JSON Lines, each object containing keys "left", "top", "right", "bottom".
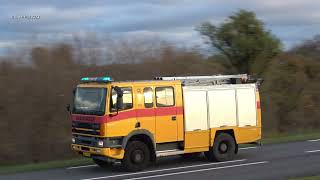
{"left": 205, "top": 133, "right": 236, "bottom": 162}
{"left": 122, "top": 141, "right": 150, "bottom": 172}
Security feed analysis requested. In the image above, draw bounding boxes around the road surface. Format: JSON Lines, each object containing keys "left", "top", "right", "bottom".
{"left": 1, "top": 139, "right": 320, "bottom": 180}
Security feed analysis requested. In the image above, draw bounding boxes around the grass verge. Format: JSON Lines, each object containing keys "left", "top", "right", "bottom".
{"left": 0, "top": 158, "right": 92, "bottom": 175}
{"left": 1, "top": 132, "right": 320, "bottom": 175}
{"left": 261, "top": 132, "right": 320, "bottom": 145}
{"left": 288, "top": 175, "right": 320, "bottom": 180}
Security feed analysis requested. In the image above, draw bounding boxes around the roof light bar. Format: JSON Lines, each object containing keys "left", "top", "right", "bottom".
{"left": 81, "top": 76, "right": 113, "bottom": 83}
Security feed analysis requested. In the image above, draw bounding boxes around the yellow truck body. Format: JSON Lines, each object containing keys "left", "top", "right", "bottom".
{"left": 70, "top": 75, "right": 261, "bottom": 171}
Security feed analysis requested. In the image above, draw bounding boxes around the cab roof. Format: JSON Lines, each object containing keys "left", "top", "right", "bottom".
{"left": 78, "top": 80, "right": 182, "bottom": 88}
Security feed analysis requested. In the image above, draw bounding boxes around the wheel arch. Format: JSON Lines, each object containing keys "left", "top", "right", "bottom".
{"left": 122, "top": 129, "right": 156, "bottom": 161}
{"left": 215, "top": 129, "right": 238, "bottom": 153}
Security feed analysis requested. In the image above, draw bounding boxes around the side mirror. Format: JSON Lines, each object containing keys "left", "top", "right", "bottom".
{"left": 109, "top": 95, "right": 123, "bottom": 117}
{"left": 116, "top": 96, "right": 124, "bottom": 110}
{"left": 66, "top": 104, "right": 71, "bottom": 113}
{"left": 114, "top": 86, "right": 124, "bottom": 110}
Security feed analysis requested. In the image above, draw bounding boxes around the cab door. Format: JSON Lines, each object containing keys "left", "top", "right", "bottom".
{"left": 155, "top": 86, "right": 178, "bottom": 143}
{"left": 136, "top": 87, "right": 156, "bottom": 135}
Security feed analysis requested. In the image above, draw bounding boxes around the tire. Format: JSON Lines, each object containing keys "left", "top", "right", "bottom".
{"left": 122, "top": 141, "right": 150, "bottom": 172}
{"left": 93, "top": 158, "right": 112, "bottom": 168}
{"left": 181, "top": 152, "right": 201, "bottom": 159}
{"left": 205, "top": 133, "right": 236, "bottom": 162}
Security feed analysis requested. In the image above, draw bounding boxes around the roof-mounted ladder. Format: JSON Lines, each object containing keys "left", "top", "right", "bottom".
{"left": 154, "top": 74, "right": 249, "bottom": 86}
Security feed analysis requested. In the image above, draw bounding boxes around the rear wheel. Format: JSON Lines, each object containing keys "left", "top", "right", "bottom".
{"left": 122, "top": 141, "right": 150, "bottom": 172}
{"left": 93, "top": 159, "right": 112, "bottom": 168}
{"left": 205, "top": 133, "right": 236, "bottom": 162}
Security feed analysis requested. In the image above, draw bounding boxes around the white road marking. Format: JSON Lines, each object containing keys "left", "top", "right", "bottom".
{"left": 81, "top": 159, "right": 246, "bottom": 180}
{"left": 67, "top": 164, "right": 97, "bottom": 170}
{"left": 124, "top": 161, "right": 269, "bottom": 180}
{"left": 305, "top": 149, "right": 320, "bottom": 153}
{"left": 308, "top": 139, "right": 320, "bottom": 142}
{"left": 239, "top": 147, "right": 257, "bottom": 150}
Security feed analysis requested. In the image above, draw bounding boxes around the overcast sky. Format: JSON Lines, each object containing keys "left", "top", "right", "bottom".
{"left": 1, "top": 0, "right": 320, "bottom": 55}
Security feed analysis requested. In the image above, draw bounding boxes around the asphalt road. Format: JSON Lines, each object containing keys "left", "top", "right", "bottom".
{"left": 1, "top": 139, "right": 320, "bottom": 180}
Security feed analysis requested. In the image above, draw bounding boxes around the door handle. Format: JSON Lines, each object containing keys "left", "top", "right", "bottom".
{"left": 171, "top": 116, "right": 176, "bottom": 121}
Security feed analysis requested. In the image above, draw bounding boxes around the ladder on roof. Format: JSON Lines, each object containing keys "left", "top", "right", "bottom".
{"left": 154, "top": 74, "right": 249, "bottom": 86}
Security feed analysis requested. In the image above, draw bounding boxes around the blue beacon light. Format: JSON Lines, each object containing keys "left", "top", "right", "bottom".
{"left": 81, "top": 77, "right": 90, "bottom": 81}
{"left": 81, "top": 77, "right": 113, "bottom": 82}
{"left": 102, "top": 77, "right": 112, "bottom": 81}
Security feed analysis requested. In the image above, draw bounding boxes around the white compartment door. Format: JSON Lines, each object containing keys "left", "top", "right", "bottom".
{"left": 208, "top": 89, "right": 237, "bottom": 128}
{"left": 183, "top": 90, "right": 208, "bottom": 131}
{"left": 236, "top": 88, "right": 257, "bottom": 127}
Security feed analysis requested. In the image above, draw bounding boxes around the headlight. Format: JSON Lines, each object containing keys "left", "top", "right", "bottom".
{"left": 97, "top": 140, "right": 104, "bottom": 147}
{"left": 72, "top": 137, "right": 75, "bottom": 144}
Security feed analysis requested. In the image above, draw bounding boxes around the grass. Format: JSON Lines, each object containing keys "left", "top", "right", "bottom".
{"left": 261, "top": 131, "right": 320, "bottom": 145}
{"left": 288, "top": 175, "right": 320, "bottom": 180}
{"left": 1, "top": 131, "right": 320, "bottom": 175}
{"left": 0, "top": 158, "right": 92, "bottom": 175}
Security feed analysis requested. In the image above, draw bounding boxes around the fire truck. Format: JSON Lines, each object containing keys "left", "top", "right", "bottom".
{"left": 69, "top": 74, "right": 262, "bottom": 171}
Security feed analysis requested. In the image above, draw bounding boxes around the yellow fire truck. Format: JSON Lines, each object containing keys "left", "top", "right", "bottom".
{"left": 69, "top": 74, "right": 262, "bottom": 171}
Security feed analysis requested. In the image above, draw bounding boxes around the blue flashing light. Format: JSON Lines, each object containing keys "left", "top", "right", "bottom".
{"left": 102, "top": 77, "right": 112, "bottom": 81}
{"left": 81, "top": 76, "right": 113, "bottom": 82}
{"left": 81, "top": 77, "right": 90, "bottom": 81}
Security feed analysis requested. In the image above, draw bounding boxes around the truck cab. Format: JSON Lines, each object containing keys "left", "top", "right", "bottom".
{"left": 70, "top": 75, "right": 262, "bottom": 171}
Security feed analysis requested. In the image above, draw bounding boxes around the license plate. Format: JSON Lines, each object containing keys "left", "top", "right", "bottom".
{"left": 83, "top": 152, "right": 91, "bottom": 157}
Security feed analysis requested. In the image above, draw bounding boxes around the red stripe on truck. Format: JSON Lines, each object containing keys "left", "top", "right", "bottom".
{"left": 72, "top": 106, "right": 183, "bottom": 124}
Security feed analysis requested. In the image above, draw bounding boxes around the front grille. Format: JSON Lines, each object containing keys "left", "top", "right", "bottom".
{"left": 72, "top": 122, "right": 100, "bottom": 130}
{"left": 72, "top": 129, "right": 100, "bottom": 135}
{"left": 72, "top": 121, "right": 100, "bottom": 136}
{"left": 74, "top": 135, "right": 98, "bottom": 147}
{"left": 81, "top": 140, "right": 92, "bottom": 145}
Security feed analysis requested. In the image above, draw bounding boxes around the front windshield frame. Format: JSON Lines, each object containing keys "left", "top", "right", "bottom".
{"left": 72, "top": 87, "right": 107, "bottom": 116}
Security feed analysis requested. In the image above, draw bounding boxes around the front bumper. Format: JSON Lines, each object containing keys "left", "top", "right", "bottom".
{"left": 71, "top": 144, "right": 125, "bottom": 160}
{"left": 72, "top": 135, "right": 123, "bottom": 148}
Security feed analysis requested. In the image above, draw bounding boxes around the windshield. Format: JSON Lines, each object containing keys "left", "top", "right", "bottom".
{"left": 73, "top": 87, "right": 107, "bottom": 116}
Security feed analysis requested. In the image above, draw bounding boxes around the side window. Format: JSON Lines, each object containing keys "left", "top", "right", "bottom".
{"left": 110, "top": 87, "right": 133, "bottom": 111}
{"left": 143, "top": 87, "right": 153, "bottom": 108}
{"left": 156, "top": 87, "right": 175, "bottom": 107}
